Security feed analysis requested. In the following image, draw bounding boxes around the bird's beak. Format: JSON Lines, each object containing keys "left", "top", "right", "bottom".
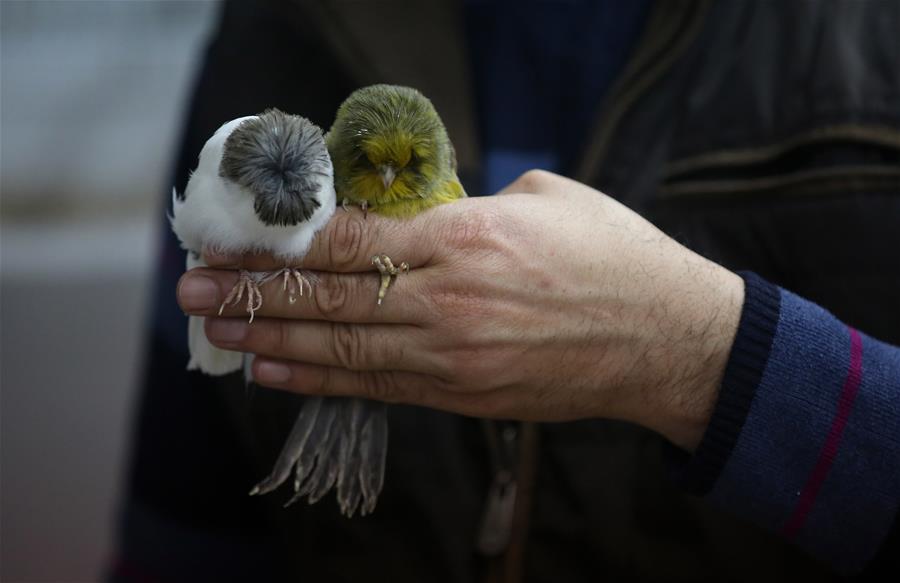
{"left": 379, "top": 165, "right": 396, "bottom": 190}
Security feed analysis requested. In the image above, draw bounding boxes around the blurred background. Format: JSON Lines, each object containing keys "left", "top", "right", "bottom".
{"left": 1, "top": 1, "right": 221, "bottom": 580}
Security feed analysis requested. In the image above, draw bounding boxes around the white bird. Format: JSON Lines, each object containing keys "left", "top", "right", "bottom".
{"left": 171, "top": 109, "right": 385, "bottom": 517}
{"left": 172, "top": 110, "right": 335, "bottom": 374}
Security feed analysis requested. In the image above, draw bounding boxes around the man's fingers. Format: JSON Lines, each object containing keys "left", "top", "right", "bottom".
{"left": 177, "top": 267, "right": 431, "bottom": 324}
{"left": 204, "top": 208, "right": 443, "bottom": 272}
{"left": 250, "top": 358, "right": 495, "bottom": 418}
{"left": 205, "top": 317, "right": 444, "bottom": 374}
{"left": 253, "top": 359, "right": 440, "bottom": 404}
{"left": 252, "top": 359, "right": 513, "bottom": 419}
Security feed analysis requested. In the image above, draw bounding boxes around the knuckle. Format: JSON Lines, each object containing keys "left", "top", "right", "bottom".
{"left": 443, "top": 207, "right": 498, "bottom": 250}
{"left": 380, "top": 338, "right": 405, "bottom": 368}
{"left": 447, "top": 344, "right": 512, "bottom": 390}
{"left": 272, "top": 319, "right": 292, "bottom": 355}
{"left": 445, "top": 348, "right": 488, "bottom": 384}
{"left": 430, "top": 289, "right": 492, "bottom": 326}
{"left": 516, "top": 169, "right": 550, "bottom": 192}
{"left": 327, "top": 215, "right": 368, "bottom": 269}
{"left": 365, "top": 371, "right": 402, "bottom": 403}
{"left": 329, "top": 322, "right": 366, "bottom": 370}
{"left": 313, "top": 275, "right": 351, "bottom": 317}
{"left": 316, "top": 366, "right": 334, "bottom": 393}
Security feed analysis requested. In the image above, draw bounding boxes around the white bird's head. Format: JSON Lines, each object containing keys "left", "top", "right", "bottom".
{"left": 213, "top": 109, "right": 332, "bottom": 227}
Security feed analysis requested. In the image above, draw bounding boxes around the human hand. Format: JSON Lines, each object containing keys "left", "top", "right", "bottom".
{"left": 177, "top": 170, "right": 743, "bottom": 451}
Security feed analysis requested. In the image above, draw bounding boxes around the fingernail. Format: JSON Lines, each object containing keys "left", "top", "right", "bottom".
{"left": 178, "top": 274, "right": 218, "bottom": 311}
{"left": 204, "top": 251, "right": 240, "bottom": 267}
{"left": 256, "top": 361, "right": 291, "bottom": 383}
{"left": 207, "top": 318, "right": 248, "bottom": 343}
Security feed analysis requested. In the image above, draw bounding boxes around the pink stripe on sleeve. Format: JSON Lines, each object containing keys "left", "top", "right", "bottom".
{"left": 781, "top": 327, "right": 864, "bottom": 540}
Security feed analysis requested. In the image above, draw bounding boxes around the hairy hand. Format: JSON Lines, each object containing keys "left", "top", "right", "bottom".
{"left": 177, "top": 170, "right": 743, "bottom": 451}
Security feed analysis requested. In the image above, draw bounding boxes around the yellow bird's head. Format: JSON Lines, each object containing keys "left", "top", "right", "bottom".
{"left": 327, "top": 85, "right": 456, "bottom": 210}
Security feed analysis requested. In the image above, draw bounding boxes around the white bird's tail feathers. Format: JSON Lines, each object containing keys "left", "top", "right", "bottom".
{"left": 187, "top": 314, "right": 244, "bottom": 375}
{"left": 251, "top": 397, "right": 388, "bottom": 517}
{"left": 185, "top": 253, "right": 245, "bottom": 376}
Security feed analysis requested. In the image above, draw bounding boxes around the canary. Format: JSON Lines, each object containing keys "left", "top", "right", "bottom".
{"left": 328, "top": 83, "right": 466, "bottom": 218}
{"left": 330, "top": 84, "right": 467, "bottom": 303}
{"left": 252, "top": 85, "right": 466, "bottom": 517}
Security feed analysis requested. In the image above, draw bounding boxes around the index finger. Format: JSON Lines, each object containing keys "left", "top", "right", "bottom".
{"left": 204, "top": 207, "right": 448, "bottom": 272}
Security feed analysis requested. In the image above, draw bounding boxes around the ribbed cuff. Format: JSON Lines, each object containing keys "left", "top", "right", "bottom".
{"left": 673, "top": 271, "right": 781, "bottom": 495}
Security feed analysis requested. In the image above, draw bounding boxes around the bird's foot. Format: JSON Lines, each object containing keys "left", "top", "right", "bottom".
{"left": 372, "top": 254, "right": 409, "bottom": 306}
{"left": 277, "top": 268, "right": 315, "bottom": 304}
{"left": 218, "top": 270, "right": 263, "bottom": 323}
{"left": 341, "top": 198, "right": 369, "bottom": 218}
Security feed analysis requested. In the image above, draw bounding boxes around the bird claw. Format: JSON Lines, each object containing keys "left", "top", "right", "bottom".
{"left": 218, "top": 270, "right": 263, "bottom": 323}
{"left": 278, "top": 268, "right": 314, "bottom": 304}
{"left": 341, "top": 198, "right": 369, "bottom": 219}
{"left": 372, "top": 254, "right": 409, "bottom": 306}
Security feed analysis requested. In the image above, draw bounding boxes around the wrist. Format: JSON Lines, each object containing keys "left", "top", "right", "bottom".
{"left": 642, "top": 261, "right": 745, "bottom": 451}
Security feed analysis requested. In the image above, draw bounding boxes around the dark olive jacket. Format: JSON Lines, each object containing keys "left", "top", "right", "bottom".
{"left": 118, "top": 1, "right": 900, "bottom": 582}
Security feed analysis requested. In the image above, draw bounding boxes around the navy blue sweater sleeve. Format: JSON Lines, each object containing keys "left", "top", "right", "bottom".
{"left": 674, "top": 272, "right": 900, "bottom": 574}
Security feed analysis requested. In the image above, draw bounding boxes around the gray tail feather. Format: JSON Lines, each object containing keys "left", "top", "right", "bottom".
{"left": 251, "top": 397, "right": 388, "bottom": 517}
{"left": 289, "top": 408, "right": 343, "bottom": 505}
{"left": 358, "top": 401, "right": 388, "bottom": 516}
{"left": 248, "top": 397, "right": 324, "bottom": 496}
{"left": 243, "top": 353, "right": 256, "bottom": 396}
{"left": 336, "top": 399, "right": 365, "bottom": 516}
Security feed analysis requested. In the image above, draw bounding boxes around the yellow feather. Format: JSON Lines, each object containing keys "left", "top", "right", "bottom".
{"left": 369, "top": 178, "right": 465, "bottom": 218}
{"left": 328, "top": 85, "right": 467, "bottom": 219}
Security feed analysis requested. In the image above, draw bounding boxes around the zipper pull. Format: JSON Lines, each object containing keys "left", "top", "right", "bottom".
{"left": 477, "top": 469, "right": 517, "bottom": 556}
{"left": 477, "top": 423, "right": 520, "bottom": 556}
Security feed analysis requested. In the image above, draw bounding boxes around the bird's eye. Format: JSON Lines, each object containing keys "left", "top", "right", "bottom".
{"left": 408, "top": 151, "right": 421, "bottom": 168}
{"left": 356, "top": 154, "right": 375, "bottom": 169}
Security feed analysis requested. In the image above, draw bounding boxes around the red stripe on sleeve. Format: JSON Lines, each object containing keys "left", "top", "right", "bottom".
{"left": 781, "top": 327, "right": 864, "bottom": 539}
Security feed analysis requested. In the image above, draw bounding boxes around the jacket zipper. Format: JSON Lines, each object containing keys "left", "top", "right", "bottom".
{"left": 478, "top": 420, "right": 520, "bottom": 557}
{"left": 478, "top": 420, "right": 540, "bottom": 583}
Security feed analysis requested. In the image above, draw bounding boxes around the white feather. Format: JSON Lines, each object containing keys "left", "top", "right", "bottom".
{"left": 185, "top": 253, "right": 244, "bottom": 376}
{"left": 171, "top": 117, "right": 336, "bottom": 259}
{"left": 171, "top": 115, "right": 336, "bottom": 377}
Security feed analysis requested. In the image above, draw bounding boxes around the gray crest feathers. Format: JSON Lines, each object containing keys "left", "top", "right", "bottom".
{"left": 220, "top": 109, "right": 331, "bottom": 226}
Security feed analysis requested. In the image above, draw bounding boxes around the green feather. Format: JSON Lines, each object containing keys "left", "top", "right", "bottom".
{"left": 327, "top": 84, "right": 466, "bottom": 218}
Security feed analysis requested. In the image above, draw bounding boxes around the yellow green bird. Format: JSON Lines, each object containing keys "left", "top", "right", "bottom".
{"left": 327, "top": 84, "right": 467, "bottom": 219}
{"left": 252, "top": 85, "right": 466, "bottom": 518}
